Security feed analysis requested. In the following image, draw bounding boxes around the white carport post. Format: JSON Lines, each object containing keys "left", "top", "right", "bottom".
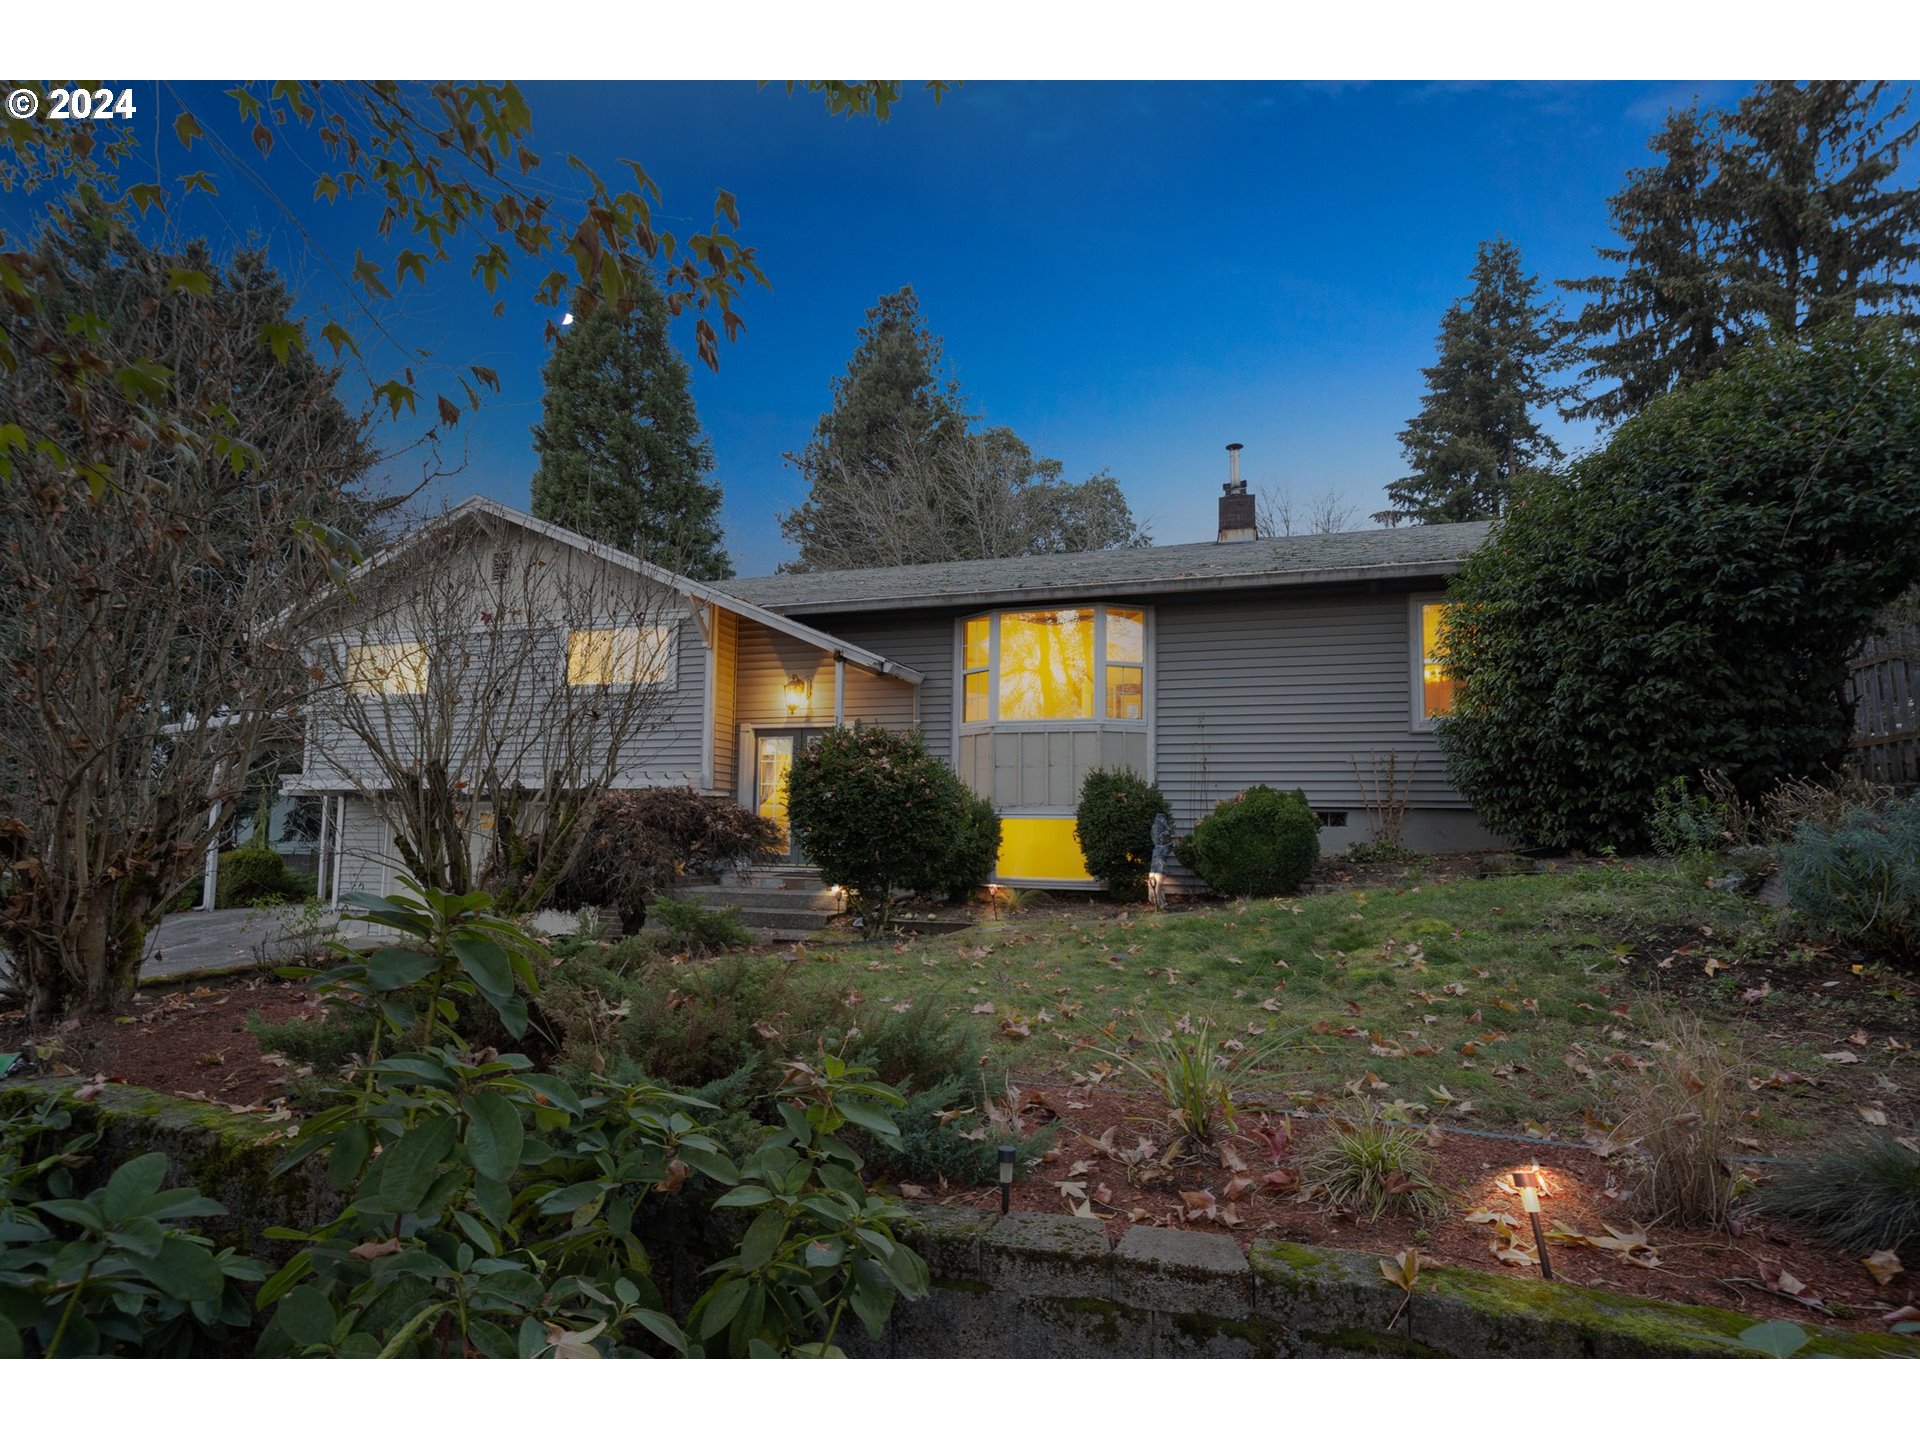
{"left": 314, "top": 793, "right": 333, "bottom": 904}
{"left": 833, "top": 656, "right": 846, "bottom": 726}
{"left": 199, "top": 760, "right": 225, "bottom": 911}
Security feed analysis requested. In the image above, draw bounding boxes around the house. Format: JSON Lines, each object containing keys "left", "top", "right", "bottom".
{"left": 288, "top": 463, "right": 1495, "bottom": 903}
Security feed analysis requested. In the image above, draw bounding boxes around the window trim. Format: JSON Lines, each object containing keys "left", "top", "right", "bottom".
{"left": 563, "top": 617, "right": 681, "bottom": 691}
{"left": 1408, "top": 594, "right": 1454, "bottom": 732}
{"left": 956, "top": 604, "right": 1151, "bottom": 731}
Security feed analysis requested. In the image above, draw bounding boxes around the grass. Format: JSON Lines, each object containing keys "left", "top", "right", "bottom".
{"left": 777, "top": 859, "right": 1914, "bottom": 1144}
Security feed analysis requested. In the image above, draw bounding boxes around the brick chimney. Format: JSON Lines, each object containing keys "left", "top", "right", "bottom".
{"left": 1217, "top": 442, "right": 1255, "bottom": 543}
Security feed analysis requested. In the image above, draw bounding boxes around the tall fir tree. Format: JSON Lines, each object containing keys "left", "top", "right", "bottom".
{"left": 1564, "top": 82, "right": 1920, "bottom": 423}
{"left": 1559, "top": 107, "right": 1736, "bottom": 423}
{"left": 1376, "top": 239, "right": 1570, "bottom": 526}
{"left": 531, "top": 274, "right": 732, "bottom": 579}
{"left": 778, "top": 285, "right": 972, "bottom": 570}
{"left": 1718, "top": 81, "right": 1920, "bottom": 335}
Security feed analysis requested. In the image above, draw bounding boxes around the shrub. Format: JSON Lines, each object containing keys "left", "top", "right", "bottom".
{"left": 1609, "top": 1012, "right": 1741, "bottom": 1228}
{"left": 649, "top": 896, "right": 753, "bottom": 956}
{"left": 552, "top": 787, "right": 782, "bottom": 934}
{"left": 784, "top": 725, "right": 967, "bottom": 930}
{"left": 216, "top": 847, "right": 308, "bottom": 907}
{"left": 1779, "top": 797, "right": 1920, "bottom": 958}
{"left": 926, "top": 792, "right": 1000, "bottom": 902}
{"left": 1646, "top": 776, "right": 1727, "bottom": 857}
{"left": 1754, "top": 1131, "right": 1920, "bottom": 1263}
{"left": 1073, "top": 766, "right": 1169, "bottom": 902}
{"left": 1438, "top": 323, "right": 1920, "bottom": 851}
{"left": 1300, "top": 1112, "right": 1448, "bottom": 1221}
{"left": 245, "top": 1005, "right": 379, "bottom": 1069}
{"left": 881, "top": 1077, "right": 1053, "bottom": 1187}
{"left": 1179, "top": 785, "right": 1318, "bottom": 897}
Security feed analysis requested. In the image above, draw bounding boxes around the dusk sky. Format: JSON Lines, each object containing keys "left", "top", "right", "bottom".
{"left": 3, "top": 79, "right": 1818, "bottom": 573}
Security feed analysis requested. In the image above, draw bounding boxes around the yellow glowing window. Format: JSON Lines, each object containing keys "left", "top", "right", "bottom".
{"left": 964, "top": 670, "right": 989, "bottom": 723}
{"left": 346, "top": 642, "right": 428, "bottom": 696}
{"left": 1418, "top": 602, "right": 1456, "bottom": 721}
{"left": 996, "top": 816, "right": 1094, "bottom": 884}
{"left": 997, "top": 609, "right": 1094, "bottom": 721}
{"left": 567, "top": 624, "right": 672, "bottom": 687}
{"left": 1106, "top": 609, "right": 1143, "bottom": 663}
{"left": 964, "top": 616, "right": 990, "bottom": 670}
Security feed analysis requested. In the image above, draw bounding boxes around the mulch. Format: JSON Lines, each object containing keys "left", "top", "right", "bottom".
{"left": 905, "top": 1085, "right": 1919, "bottom": 1335}
{"left": 0, "top": 975, "right": 321, "bottom": 1109}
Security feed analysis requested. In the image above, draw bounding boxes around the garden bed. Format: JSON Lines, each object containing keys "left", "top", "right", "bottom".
{"left": 906, "top": 1086, "right": 1917, "bottom": 1334}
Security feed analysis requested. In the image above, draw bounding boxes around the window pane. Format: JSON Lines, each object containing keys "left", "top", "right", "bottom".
{"left": 347, "top": 642, "right": 427, "bottom": 695}
{"left": 964, "top": 616, "right": 990, "bottom": 670}
{"left": 997, "top": 609, "right": 1094, "bottom": 721}
{"left": 1421, "top": 603, "right": 1455, "bottom": 718}
{"left": 569, "top": 625, "right": 669, "bottom": 686}
{"left": 964, "top": 670, "right": 989, "bottom": 723}
{"left": 1105, "top": 664, "right": 1143, "bottom": 721}
{"left": 1106, "top": 608, "right": 1144, "bottom": 663}
{"left": 996, "top": 817, "right": 1094, "bottom": 883}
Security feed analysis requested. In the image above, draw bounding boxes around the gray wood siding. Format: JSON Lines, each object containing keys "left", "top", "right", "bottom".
{"left": 843, "top": 665, "right": 916, "bottom": 730}
{"left": 1152, "top": 590, "right": 1465, "bottom": 828}
{"left": 711, "top": 607, "right": 738, "bottom": 797}
{"left": 797, "top": 612, "right": 956, "bottom": 757}
{"left": 334, "top": 797, "right": 395, "bottom": 899}
{"left": 735, "top": 621, "right": 835, "bottom": 729}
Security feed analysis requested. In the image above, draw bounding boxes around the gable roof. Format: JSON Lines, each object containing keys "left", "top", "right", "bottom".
{"left": 721, "top": 521, "right": 1491, "bottom": 616}
{"left": 331, "top": 497, "right": 926, "bottom": 683}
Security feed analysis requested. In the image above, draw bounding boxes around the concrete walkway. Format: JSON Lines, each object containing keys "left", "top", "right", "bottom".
{"left": 137, "top": 905, "right": 340, "bottom": 982}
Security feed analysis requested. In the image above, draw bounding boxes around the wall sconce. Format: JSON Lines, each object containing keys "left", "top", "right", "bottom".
{"left": 1513, "top": 1167, "right": 1553, "bottom": 1280}
{"left": 783, "top": 672, "right": 812, "bottom": 720}
{"left": 998, "top": 1144, "right": 1016, "bottom": 1215}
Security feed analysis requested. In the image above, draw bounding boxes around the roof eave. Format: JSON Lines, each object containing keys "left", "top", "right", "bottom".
{"left": 743, "top": 557, "right": 1471, "bottom": 617}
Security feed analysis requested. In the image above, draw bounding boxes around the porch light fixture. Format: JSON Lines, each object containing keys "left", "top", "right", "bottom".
{"left": 998, "top": 1144, "right": 1016, "bottom": 1215}
{"left": 1513, "top": 1167, "right": 1553, "bottom": 1281}
{"left": 783, "top": 672, "right": 812, "bottom": 719}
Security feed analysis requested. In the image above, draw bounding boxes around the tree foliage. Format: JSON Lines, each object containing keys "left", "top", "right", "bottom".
{"left": 1563, "top": 82, "right": 1920, "bottom": 423}
{"left": 1437, "top": 322, "right": 1920, "bottom": 850}
{"left": 780, "top": 287, "right": 1146, "bottom": 569}
{"left": 1376, "top": 239, "right": 1570, "bottom": 525}
{"left": 531, "top": 276, "right": 732, "bottom": 579}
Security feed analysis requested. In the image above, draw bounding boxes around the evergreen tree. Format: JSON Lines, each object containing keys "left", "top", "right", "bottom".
{"left": 779, "top": 286, "right": 1146, "bottom": 570}
{"left": 1560, "top": 107, "right": 1736, "bottom": 423}
{"left": 531, "top": 275, "right": 731, "bottom": 580}
{"left": 1718, "top": 81, "right": 1920, "bottom": 335}
{"left": 778, "top": 285, "right": 972, "bottom": 569}
{"left": 1376, "top": 239, "right": 1570, "bottom": 526}
{"left": 1564, "top": 82, "right": 1920, "bottom": 423}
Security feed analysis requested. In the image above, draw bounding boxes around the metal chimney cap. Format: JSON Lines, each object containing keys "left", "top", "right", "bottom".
{"left": 1225, "top": 442, "right": 1244, "bottom": 452}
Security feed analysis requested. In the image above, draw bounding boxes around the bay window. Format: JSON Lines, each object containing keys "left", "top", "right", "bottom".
{"left": 961, "top": 605, "right": 1148, "bottom": 726}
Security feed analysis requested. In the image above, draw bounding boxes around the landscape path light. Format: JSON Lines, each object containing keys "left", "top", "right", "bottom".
{"left": 998, "top": 1144, "right": 1016, "bottom": 1216}
{"left": 1513, "top": 1167, "right": 1553, "bottom": 1281}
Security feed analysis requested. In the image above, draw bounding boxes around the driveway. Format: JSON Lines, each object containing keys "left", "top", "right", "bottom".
{"left": 138, "top": 905, "right": 340, "bottom": 981}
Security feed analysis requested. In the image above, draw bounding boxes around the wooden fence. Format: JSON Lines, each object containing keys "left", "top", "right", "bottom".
{"left": 1848, "top": 619, "right": 1920, "bottom": 786}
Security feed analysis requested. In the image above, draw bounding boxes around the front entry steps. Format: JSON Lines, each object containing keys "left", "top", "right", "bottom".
{"left": 664, "top": 869, "right": 846, "bottom": 942}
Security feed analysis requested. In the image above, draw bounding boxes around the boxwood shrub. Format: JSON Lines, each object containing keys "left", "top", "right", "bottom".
{"left": 1074, "top": 766, "right": 1170, "bottom": 902}
{"left": 1179, "top": 785, "right": 1319, "bottom": 896}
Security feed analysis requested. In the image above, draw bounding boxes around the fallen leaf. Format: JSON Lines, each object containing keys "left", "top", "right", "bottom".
{"left": 1863, "top": 1250, "right": 1904, "bottom": 1286}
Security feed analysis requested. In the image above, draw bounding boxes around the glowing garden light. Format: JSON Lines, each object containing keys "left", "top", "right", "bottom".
{"left": 1513, "top": 1167, "right": 1554, "bottom": 1281}
{"left": 998, "top": 1144, "right": 1016, "bottom": 1216}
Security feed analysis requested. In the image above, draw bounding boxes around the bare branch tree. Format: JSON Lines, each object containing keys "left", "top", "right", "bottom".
{"left": 0, "top": 229, "right": 376, "bottom": 1023}
{"left": 301, "top": 510, "right": 688, "bottom": 914}
{"left": 1257, "top": 481, "right": 1363, "bottom": 537}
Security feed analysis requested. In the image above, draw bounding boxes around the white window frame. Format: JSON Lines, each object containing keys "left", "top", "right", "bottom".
{"left": 564, "top": 617, "right": 680, "bottom": 691}
{"left": 1408, "top": 594, "right": 1454, "bottom": 732}
{"left": 956, "top": 604, "right": 1151, "bottom": 731}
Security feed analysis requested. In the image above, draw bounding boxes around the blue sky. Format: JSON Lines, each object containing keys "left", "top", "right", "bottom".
{"left": 2, "top": 79, "right": 1800, "bottom": 572}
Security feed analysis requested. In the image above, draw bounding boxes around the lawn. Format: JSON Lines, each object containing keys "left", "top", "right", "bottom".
{"left": 798, "top": 859, "right": 1917, "bottom": 1151}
